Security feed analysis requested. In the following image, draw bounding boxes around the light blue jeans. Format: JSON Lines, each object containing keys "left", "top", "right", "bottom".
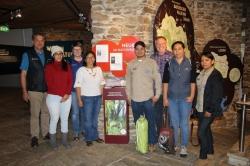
{"left": 71, "top": 91, "right": 84, "bottom": 136}
{"left": 46, "top": 94, "right": 72, "bottom": 134}
{"left": 168, "top": 98, "right": 192, "bottom": 147}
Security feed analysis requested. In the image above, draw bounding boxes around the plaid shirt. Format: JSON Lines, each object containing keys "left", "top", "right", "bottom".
{"left": 151, "top": 50, "right": 173, "bottom": 79}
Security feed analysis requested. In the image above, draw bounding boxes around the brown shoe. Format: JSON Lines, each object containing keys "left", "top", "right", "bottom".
{"left": 149, "top": 144, "right": 156, "bottom": 152}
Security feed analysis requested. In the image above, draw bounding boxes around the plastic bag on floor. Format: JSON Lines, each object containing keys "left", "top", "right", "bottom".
{"left": 136, "top": 115, "right": 148, "bottom": 154}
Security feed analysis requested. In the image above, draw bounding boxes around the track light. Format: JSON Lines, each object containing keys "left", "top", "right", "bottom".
{"left": 78, "top": 12, "right": 86, "bottom": 24}
{"left": 78, "top": 12, "right": 91, "bottom": 31}
{"left": 10, "top": 9, "right": 22, "bottom": 20}
{"left": 15, "top": 9, "right": 22, "bottom": 18}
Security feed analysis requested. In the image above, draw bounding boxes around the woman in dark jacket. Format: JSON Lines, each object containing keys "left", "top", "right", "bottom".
{"left": 195, "top": 52, "right": 223, "bottom": 160}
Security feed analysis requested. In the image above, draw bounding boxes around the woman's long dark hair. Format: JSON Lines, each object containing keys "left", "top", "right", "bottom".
{"left": 83, "top": 51, "right": 97, "bottom": 67}
{"left": 52, "top": 58, "right": 68, "bottom": 71}
{"left": 61, "top": 59, "right": 68, "bottom": 71}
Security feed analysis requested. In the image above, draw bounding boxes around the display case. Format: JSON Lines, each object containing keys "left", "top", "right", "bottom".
{"left": 103, "top": 86, "right": 129, "bottom": 144}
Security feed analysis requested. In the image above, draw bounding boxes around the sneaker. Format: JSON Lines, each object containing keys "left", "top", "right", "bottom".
{"left": 31, "top": 137, "right": 38, "bottom": 147}
{"left": 180, "top": 146, "right": 188, "bottom": 157}
{"left": 43, "top": 133, "right": 50, "bottom": 140}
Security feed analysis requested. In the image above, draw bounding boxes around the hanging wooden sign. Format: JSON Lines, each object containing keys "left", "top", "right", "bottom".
{"left": 203, "top": 39, "right": 243, "bottom": 108}
{"left": 153, "top": 0, "right": 194, "bottom": 59}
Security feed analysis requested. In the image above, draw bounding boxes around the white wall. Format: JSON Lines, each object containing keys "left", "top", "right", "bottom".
{"left": 0, "top": 28, "right": 32, "bottom": 87}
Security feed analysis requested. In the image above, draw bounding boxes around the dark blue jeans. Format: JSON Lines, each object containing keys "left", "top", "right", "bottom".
{"left": 82, "top": 95, "right": 102, "bottom": 141}
{"left": 198, "top": 112, "right": 214, "bottom": 159}
{"left": 131, "top": 99, "right": 157, "bottom": 144}
{"left": 153, "top": 95, "right": 164, "bottom": 138}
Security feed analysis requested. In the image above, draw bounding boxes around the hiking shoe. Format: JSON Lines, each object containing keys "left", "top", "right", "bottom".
{"left": 180, "top": 146, "right": 188, "bottom": 157}
{"left": 31, "top": 137, "right": 38, "bottom": 147}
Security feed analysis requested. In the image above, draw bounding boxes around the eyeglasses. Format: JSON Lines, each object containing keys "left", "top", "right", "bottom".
{"left": 54, "top": 52, "right": 63, "bottom": 56}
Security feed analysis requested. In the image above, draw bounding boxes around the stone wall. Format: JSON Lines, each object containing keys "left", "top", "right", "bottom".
{"left": 91, "top": 0, "right": 245, "bottom": 129}
{"left": 91, "top": 0, "right": 243, "bottom": 55}
{"left": 243, "top": 6, "right": 250, "bottom": 96}
{"left": 243, "top": 5, "right": 250, "bottom": 121}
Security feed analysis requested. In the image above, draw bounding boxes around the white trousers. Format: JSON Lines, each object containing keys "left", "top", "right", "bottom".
{"left": 46, "top": 94, "right": 72, "bottom": 134}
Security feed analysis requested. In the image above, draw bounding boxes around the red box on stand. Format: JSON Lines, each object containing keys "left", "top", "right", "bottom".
{"left": 103, "top": 86, "right": 129, "bottom": 144}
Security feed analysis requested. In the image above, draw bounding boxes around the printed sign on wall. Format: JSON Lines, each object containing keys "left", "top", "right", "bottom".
{"left": 92, "top": 36, "right": 139, "bottom": 77}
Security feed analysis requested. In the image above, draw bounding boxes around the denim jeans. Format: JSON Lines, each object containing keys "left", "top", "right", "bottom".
{"left": 198, "top": 112, "right": 214, "bottom": 159}
{"left": 153, "top": 95, "right": 164, "bottom": 138}
{"left": 82, "top": 95, "right": 102, "bottom": 141}
{"left": 131, "top": 99, "right": 157, "bottom": 144}
{"left": 46, "top": 94, "right": 72, "bottom": 134}
{"left": 168, "top": 98, "right": 191, "bottom": 147}
{"left": 71, "top": 91, "right": 84, "bottom": 136}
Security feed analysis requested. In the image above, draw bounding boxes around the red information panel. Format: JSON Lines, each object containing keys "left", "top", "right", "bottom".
{"left": 103, "top": 87, "right": 129, "bottom": 144}
{"left": 92, "top": 36, "right": 139, "bottom": 77}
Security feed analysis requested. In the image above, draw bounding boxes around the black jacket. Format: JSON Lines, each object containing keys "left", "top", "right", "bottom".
{"left": 26, "top": 48, "right": 51, "bottom": 92}
{"left": 194, "top": 69, "right": 224, "bottom": 117}
{"left": 202, "top": 69, "right": 224, "bottom": 117}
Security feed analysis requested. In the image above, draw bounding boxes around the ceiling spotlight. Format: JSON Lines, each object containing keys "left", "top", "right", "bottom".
{"left": 15, "top": 9, "right": 22, "bottom": 18}
{"left": 10, "top": 9, "right": 22, "bottom": 20}
{"left": 10, "top": 11, "right": 14, "bottom": 20}
{"left": 86, "top": 21, "right": 91, "bottom": 31}
{"left": 78, "top": 12, "right": 86, "bottom": 24}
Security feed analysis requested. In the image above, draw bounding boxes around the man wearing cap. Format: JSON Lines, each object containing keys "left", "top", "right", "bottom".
{"left": 20, "top": 33, "right": 52, "bottom": 147}
{"left": 126, "top": 41, "right": 161, "bottom": 152}
{"left": 151, "top": 36, "right": 172, "bottom": 138}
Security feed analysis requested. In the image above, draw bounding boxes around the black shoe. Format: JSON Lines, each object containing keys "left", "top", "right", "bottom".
{"left": 207, "top": 150, "right": 214, "bottom": 155}
{"left": 86, "top": 141, "right": 93, "bottom": 146}
{"left": 95, "top": 138, "right": 104, "bottom": 143}
{"left": 31, "top": 137, "right": 38, "bottom": 147}
{"left": 73, "top": 136, "right": 80, "bottom": 141}
{"left": 43, "top": 133, "right": 50, "bottom": 140}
